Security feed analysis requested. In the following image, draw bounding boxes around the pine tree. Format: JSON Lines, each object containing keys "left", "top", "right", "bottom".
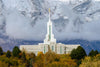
{"left": 89, "top": 50, "right": 99, "bottom": 57}
{"left": 12, "top": 46, "right": 21, "bottom": 57}
{"left": 70, "top": 46, "right": 87, "bottom": 60}
{"left": 6, "top": 50, "right": 11, "bottom": 58}
{"left": 95, "top": 50, "right": 99, "bottom": 55}
{"left": 0, "top": 47, "right": 3, "bottom": 55}
{"left": 22, "top": 52, "right": 26, "bottom": 63}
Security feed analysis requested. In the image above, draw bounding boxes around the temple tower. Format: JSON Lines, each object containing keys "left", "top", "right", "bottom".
{"left": 44, "top": 9, "right": 56, "bottom": 44}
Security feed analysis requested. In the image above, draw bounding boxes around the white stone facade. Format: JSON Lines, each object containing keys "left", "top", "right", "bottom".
{"left": 20, "top": 43, "right": 80, "bottom": 55}
{"left": 20, "top": 10, "right": 80, "bottom": 55}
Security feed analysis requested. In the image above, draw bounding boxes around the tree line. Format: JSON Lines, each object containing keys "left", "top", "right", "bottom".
{"left": 0, "top": 46, "right": 99, "bottom": 67}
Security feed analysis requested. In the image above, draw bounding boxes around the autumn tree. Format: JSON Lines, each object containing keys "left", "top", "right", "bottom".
{"left": 37, "top": 52, "right": 44, "bottom": 60}
{"left": 45, "top": 50, "right": 57, "bottom": 63}
{"left": 35, "top": 52, "right": 44, "bottom": 67}
{"left": 0, "top": 61, "right": 9, "bottom": 67}
{"left": 80, "top": 54, "right": 100, "bottom": 67}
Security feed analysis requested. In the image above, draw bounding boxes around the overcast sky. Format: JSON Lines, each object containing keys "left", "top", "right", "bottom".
{"left": 1, "top": 0, "right": 100, "bottom": 41}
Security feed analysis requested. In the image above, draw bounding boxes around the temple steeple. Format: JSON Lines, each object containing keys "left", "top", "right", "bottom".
{"left": 49, "top": 8, "right": 51, "bottom": 22}
{"left": 48, "top": 8, "right": 52, "bottom": 41}
{"left": 44, "top": 8, "right": 56, "bottom": 44}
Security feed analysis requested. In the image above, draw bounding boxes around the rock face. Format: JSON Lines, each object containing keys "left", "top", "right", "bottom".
{"left": 0, "top": 0, "right": 100, "bottom": 34}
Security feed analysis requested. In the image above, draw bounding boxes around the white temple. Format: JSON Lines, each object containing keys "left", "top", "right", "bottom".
{"left": 20, "top": 9, "right": 80, "bottom": 55}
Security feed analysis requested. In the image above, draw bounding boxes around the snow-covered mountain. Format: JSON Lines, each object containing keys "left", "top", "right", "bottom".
{"left": 0, "top": 0, "right": 100, "bottom": 53}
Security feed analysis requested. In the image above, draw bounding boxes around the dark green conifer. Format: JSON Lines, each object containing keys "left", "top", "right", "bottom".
{"left": 12, "top": 46, "right": 21, "bottom": 57}
{"left": 70, "top": 46, "right": 87, "bottom": 60}
{"left": 0, "top": 46, "right": 3, "bottom": 55}
{"left": 6, "top": 50, "right": 11, "bottom": 58}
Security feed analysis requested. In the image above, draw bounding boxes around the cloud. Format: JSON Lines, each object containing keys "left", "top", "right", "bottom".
{"left": 95, "top": 0, "right": 100, "bottom": 1}
{"left": 5, "top": 9, "right": 47, "bottom": 41}
{"left": 3, "top": 0, "right": 100, "bottom": 41}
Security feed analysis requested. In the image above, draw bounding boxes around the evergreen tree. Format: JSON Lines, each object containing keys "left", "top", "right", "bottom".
{"left": 89, "top": 50, "right": 99, "bottom": 57}
{"left": 12, "top": 46, "right": 21, "bottom": 57}
{"left": 70, "top": 49, "right": 77, "bottom": 59}
{"left": 95, "top": 50, "right": 99, "bottom": 55}
{"left": 0, "top": 47, "right": 3, "bottom": 55}
{"left": 6, "top": 50, "right": 11, "bottom": 58}
{"left": 22, "top": 52, "right": 26, "bottom": 62}
{"left": 70, "top": 46, "right": 87, "bottom": 60}
{"left": 29, "top": 58, "right": 33, "bottom": 67}
{"left": 89, "top": 50, "right": 95, "bottom": 57}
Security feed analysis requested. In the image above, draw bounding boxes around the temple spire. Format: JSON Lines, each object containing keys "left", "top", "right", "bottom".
{"left": 44, "top": 8, "right": 56, "bottom": 44}
{"left": 49, "top": 8, "right": 51, "bottom": 22}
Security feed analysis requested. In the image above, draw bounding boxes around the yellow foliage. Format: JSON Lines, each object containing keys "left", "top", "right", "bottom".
{"left": 46, "top": 62, "right": 77, "bottom": 67}
{"left": 80, "top": 54, "right": 100, "bottom": 67}
{"left": 26, "top": 54, "right": 30, "bottom": 60}
{"left": 0, "top": 51, "right": 78, "bottom": 67}
{"left": 44, "top": 51, "right": 57, "bottom": 63}
{"left": 37, "top": 51, "right": 44, "bottom": 57}
{"left": 95, "top": 54, "right": 100, "bottom": 60}
{"left": 0, "top": 61, "right": 8, "bottom": 67}
{"left": 59, "top": 54, "right": 77, "bottom": 67}
{"left": 29, "top": 53, "right": 36, "bottom": 59}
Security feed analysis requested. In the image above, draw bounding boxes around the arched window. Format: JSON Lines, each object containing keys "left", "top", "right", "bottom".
{"left": 44, "top": 46, "right": 45, "bottom": 53}
{"left": 60, "top": 46, "right": 62, "bottom": 54}
{"left": 52, "top": 46, "right": 54, "bottom": 51}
